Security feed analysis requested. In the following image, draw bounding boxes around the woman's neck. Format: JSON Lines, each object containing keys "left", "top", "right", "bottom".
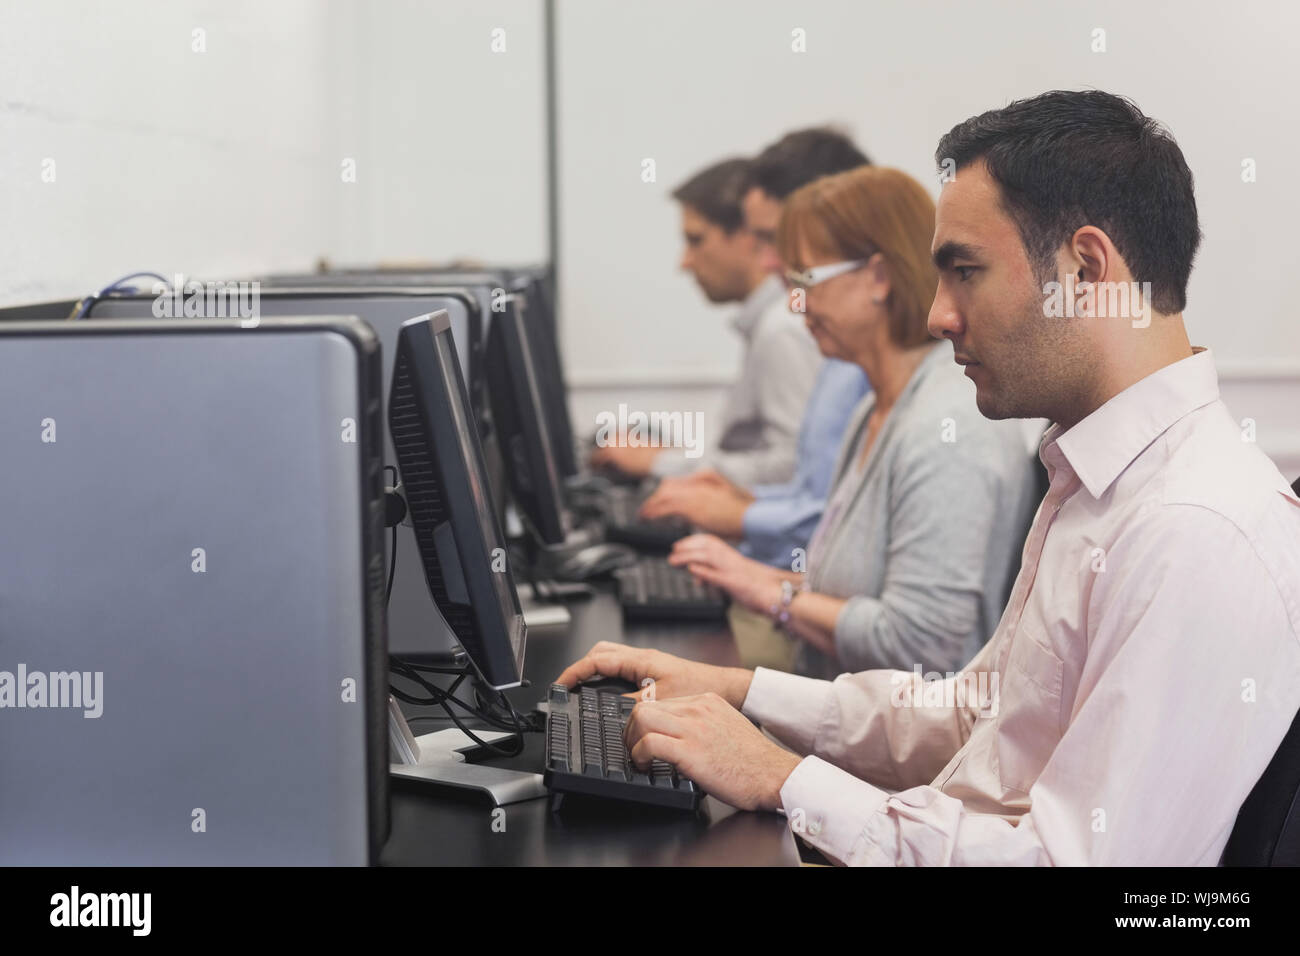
{"left": 855, "top": 336, "right": 935, "bottom": 415}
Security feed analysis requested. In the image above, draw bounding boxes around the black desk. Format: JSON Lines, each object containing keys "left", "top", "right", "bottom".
{"left": 380, "top": 592, "right": 801, "bottom": 866}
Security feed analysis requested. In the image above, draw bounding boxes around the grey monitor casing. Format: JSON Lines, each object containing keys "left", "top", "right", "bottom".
{"left": 87, "top": 289, "right": 484, "bottom": 661}
{"left": 86, "top": 287, "right": 481, "bottom": 405}
{"left": 258, "top": 271, "right": 505, "bottom": 347}
{"left": 0, "top": 317, "right": 388, "bottom": 865}
{"left": 0, "top": 299, "right": 80, "bottom": 321}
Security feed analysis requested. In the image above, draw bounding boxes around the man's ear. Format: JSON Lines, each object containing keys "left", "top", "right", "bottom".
{"left": 1070, "top": 226, "right": 1114, "bottom": 286}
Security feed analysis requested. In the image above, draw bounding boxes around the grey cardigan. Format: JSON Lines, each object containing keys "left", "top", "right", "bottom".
{"left": 798, "top": 343, "right": 1041, "bottom": 679}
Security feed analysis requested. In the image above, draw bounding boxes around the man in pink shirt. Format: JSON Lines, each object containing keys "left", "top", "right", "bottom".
{"left": 557, "top": 90, "right": 1300, "bottom": 865}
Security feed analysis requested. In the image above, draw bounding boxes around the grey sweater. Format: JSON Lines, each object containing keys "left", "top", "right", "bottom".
{"left": 798, "top": 343, "right": 1041, "bottom": 679}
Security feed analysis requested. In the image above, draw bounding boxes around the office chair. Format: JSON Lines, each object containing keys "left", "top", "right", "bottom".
{"left": 1223, "top": 706, "right": 1300, "bottom": 865}
{"left": 1221, "top": 474, "right": 1300, "bottom": 866}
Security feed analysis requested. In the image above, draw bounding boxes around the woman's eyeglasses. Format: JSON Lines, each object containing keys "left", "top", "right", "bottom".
{"left": 782, "top": 258, "right": 869, "bottom": 290}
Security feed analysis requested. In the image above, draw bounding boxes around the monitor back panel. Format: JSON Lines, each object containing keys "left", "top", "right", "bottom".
{"left": 88, "top": 292, "right": 476, "bottom": 660}
{"left": 259, "top": 271, "right": 502, "bottom": 344}
{"left": 0, "top": 299, "right": 80, "bottom": 321}
{"left": 0, "top": 318, "right": 386, "bottom": 865}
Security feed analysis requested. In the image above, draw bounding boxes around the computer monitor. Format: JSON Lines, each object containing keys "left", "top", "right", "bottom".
{"left": 86, "top": 288, "right": 493, "bottom": 660}
{"left": 484, "top": 293, "right": 569, "bottom": 547}
{"left": 356, "top": 266, "right": 576, "bottom": 480}
{"left": 0, "top": 316, "right": 388, "bottom": 864}
{"left": 86, "top": 287, "right": 482, "bottom": 415}
{"left": 0, "top": 299, "right": 79, "bottom": 321}
{"left": 507, "top": 273, "right": 577, "bottom": 478}
{"left": 389, "top": 312, "right": 527, "bottom": 690}
{"left": 259, "top": 269, "right": 503, "bottom": 344}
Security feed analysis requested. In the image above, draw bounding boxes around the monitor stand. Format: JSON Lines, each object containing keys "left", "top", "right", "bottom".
{"left": 516, "top": 581, "right": 578, "bottom": 628}
{"left": 387, "top": 697, "right": 547, "bottom": 806}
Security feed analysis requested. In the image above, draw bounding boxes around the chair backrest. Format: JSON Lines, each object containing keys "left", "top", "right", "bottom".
{"left": 1224, "top": 706, "right": 1300, "bottom": 865}
{"left": 1224, "top": 474, "right": 1300, "bottom": 865}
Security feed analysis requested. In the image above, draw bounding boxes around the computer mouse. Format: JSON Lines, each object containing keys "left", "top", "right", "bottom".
{"left": 553, "top": 543, "right": 639, "bottom": 581}
{"left": 574, "top": 675, "right": 641, "bottom": 696}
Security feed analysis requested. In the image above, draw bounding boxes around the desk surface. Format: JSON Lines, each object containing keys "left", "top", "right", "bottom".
{"left": 380, "top": 591, "right": 801, "bottom": 866}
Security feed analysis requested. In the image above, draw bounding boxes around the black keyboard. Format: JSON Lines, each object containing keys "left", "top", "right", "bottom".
{"left": 543, "top": 683, "right": 703, "bottom": 811}
{"left": 602, "top": 492, "right": 691, "bottom": 552}
{"left": 614, "top": 557, "right": 729, "bottom": 621}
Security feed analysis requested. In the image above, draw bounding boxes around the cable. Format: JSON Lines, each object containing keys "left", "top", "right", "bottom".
{"left": 390, "top": 658, "right": 542, "bottom": 748}
{"left": 383, "top": 465, "right": 399, "bottom": 605}
{"left": 388, "top": 656, "right": 534, "bottom": 757}
{"left": 71, "top": 271, "right": 172, "bottom": 320}
{"left": 392, "top": 662, "right": 525, "bottom": 733}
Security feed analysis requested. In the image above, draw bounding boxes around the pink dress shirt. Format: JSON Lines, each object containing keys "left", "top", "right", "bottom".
{"left": 742, "top": 348, "right": 1300, "bottom": 864}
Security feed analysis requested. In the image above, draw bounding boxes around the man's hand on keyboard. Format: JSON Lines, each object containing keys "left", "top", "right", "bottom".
{"left": 590, "top": 442, "right": 660, "bottom": 477}
{"left": 638, "top": 480, "right": 752, "bottom": 538}
{"left": 555, "top": 641, "right": 753, "bottom": 710}
{"left": 623, "top": 692, "right": 801, "bottom": 812}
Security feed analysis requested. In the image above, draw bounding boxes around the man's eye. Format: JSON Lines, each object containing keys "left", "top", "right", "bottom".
{"left": 955, "top": 266, "right": 977, "bottom": 282}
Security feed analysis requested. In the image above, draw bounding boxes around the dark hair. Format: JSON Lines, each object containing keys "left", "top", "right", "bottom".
{"left": 671, "top": 157, "right": 751, "bottom": 233}
{"left": 935, "top": 90, "right": 1200, "bottom": 314}
{"left": 748, "top": 128, "right": 871, "bottom": 200}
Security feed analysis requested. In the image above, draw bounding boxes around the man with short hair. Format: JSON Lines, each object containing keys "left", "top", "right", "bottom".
{"left": 592, "top": 155, "right": 820, "bottom": 486}
{"left": 561, "top": 91, "right": 1300, "bottom": 865}
{"left": 637, "top": 129, "right": 873, "bottom": 567}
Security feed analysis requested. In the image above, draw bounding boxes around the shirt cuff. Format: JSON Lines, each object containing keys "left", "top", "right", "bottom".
{"left": 741, "top": 496, "right": 822, "bottom": 568}
{"left": 749, "top": 480, "right": 785, "bottom": 500}
{"left": 739, "top": 498, "right": 783, "bottom": 560}
{"left": 779, "top": 755, "right": 892, "bottom": 865}
{"left": 741, "top": 666, "right": 834, "bottom": 754}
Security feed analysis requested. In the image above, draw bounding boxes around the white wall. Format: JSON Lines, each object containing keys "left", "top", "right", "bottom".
{"left": 331, "top": 0, "right": 548, "bottom": 266}
{"left": 554, "top": 0, "right": 1300, "bottom": 477}
{"left": 3, "top": 1, "right": 1297, "bottom": 475}
{"left": 0, "top": 0, "right": 342, "bottom": 302}
{"left": 0, "top": 0, "right": 548, "bottom": 302}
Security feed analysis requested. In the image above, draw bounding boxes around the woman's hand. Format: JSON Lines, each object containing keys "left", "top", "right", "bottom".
{"left": 668, "top": 533, "right": 789, "bottom": 613}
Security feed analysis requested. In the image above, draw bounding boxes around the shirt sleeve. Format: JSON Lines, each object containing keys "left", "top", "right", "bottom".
{"left": 709, "top": 318, "right": 820, "bottom": 487}
{"left": 740, "top": 361, "right": 868, "bottom": 567}
{"left": 771, "top": 507, "right": 1300, "bottom": 865}
{"left": 741, "top": 650, "right": 991, "bottom": 791}
{"left": 741, "top": 492, "right": 824, "bottom": 568}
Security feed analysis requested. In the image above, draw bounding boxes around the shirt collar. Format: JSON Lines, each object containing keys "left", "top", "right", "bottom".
{"left": 731, "top": 274, "right": 785, "bottom": 338}
{"left": 1043, "top": 347, "right": 1220, "bottom": 499}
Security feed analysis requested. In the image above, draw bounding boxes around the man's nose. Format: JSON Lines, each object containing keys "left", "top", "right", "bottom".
{"left": 928, "top": 287, "right": 963, "bottom": 340}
